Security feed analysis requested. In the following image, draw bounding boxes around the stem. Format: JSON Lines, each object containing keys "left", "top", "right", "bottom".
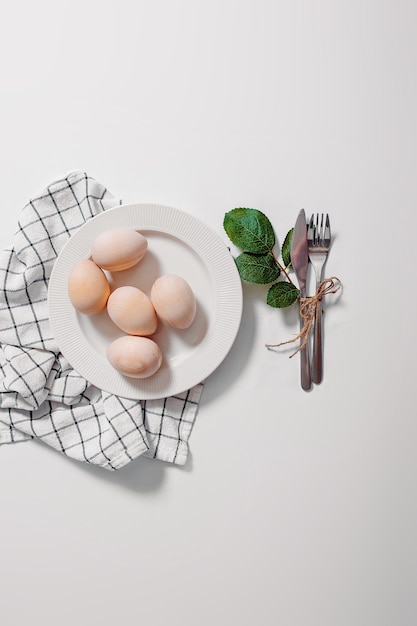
{"left": 270, "top": 250, "right": 294, "bottom": 285}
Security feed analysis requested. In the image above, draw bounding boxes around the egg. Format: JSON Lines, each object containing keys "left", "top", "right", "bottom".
{"left": 106, "top": 335, "right": 162, "bottom": 378}
{"left": 68, "top": 258, "right": 110, "bottom": 315}
{"left": 107, "top": 286, "right": 157, "bottom": 336}
{"left": 150, "top": 274, "right": 196, "bottom": 329}
{"left": 91, "top": 228, "right": 148, "bottom": 271}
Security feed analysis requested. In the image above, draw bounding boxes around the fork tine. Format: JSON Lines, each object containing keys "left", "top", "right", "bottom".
{"left": 307, "top": 215, "right": 315, "bottom": 242}
{"left": 314, "top": 213, "right": 320, "bottom": 246}
{"left": 323, "top": 213, "right": 331, "bottom": 245}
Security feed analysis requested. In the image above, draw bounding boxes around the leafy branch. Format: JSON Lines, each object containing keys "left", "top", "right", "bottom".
{"left": 223, "top": 207, "right": 300, "bottom": 308}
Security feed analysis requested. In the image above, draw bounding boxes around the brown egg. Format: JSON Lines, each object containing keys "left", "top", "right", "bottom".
{"left": 107, "top": 286, "right": 157, "bottom": 336}
{"left": 106, "top": 335, "right": 162, "bottom": 378}
{"left": 68, "top": 258, "right": 110, "bottom": 315}
{"left": 91, "top": 228, "right": 148, "bottom": 271}
{"left": 150, "top": 274, "right": 196, "bottom": 329}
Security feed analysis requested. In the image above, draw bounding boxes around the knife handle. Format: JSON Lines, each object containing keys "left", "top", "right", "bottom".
{"left": 312, "top": 301, "right": 323, "bottom": 384}
{"left": 299, "top": 315, "right": 311, "bottom": 391}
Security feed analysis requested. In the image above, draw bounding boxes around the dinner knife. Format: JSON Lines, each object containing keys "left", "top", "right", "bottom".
{"left": 290, "top": 209, "right": 311, "bottom": 391}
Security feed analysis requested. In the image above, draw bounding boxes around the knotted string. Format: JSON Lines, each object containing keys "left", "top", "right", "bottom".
{"left": 265, "top": 277, "right": 342, "bottom": 357}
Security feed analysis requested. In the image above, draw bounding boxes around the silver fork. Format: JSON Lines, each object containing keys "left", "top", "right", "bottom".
{"left": 307, "top": 214, "right": 331, "bottom": 384}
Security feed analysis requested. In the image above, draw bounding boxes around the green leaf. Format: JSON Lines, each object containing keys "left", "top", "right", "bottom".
{"left": 235, "top": 252, "right": 280, "bottom": 284}
{"left": 223, "top": 208, "right": 275, "bottom": 254}
{"left": 267, "top": 281, "right": 300, "bottom": 308}
{"left": 282, "top": 228, "right": 294, "bottom": 268}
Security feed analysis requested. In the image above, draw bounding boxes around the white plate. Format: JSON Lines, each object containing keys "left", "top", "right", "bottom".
{"left": 48, "top": 203, "right": 242, "bottom": 400}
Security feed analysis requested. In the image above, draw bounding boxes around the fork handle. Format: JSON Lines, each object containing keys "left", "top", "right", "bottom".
{"left": 312, "top": 300, "right": 323, "bottom": 384}
{"left": 299, "top": 315, "right": 311, "bottom": 391}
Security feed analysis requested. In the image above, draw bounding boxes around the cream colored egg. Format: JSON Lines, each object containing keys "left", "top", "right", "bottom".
{"left": 107, "top": 286, "right": 157, "bottom": 336}
{"left": 106, "top": 335, "right": 162, "bottom": 378}
{"left": 150, "top": 274, "right": 196, "bottom": 329}
{"left": 91, "top": 228, "right": 148, "bottom": 271}
{"left": 68, "top": 258, "right": 110, "bottom": 315}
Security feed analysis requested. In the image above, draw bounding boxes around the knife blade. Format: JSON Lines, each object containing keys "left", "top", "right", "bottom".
{"left": 290, "top": 209, "right": 311, "bottom": 391}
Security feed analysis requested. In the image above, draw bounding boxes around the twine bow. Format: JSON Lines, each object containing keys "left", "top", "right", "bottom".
{"left": 266, "top": 277, "right": 342, "bottom": 357}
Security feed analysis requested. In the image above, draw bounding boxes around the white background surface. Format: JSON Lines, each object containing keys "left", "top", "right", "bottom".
{"left": 1, "top": 1, "right": 416, "bottom": 625}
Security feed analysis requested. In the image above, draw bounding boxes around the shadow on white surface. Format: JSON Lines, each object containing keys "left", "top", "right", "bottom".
{"left": 201, "top": 281, "right": 259, "bottom": 403}
{"left": 71, "top": 450, "right": 194, "bottom": 493}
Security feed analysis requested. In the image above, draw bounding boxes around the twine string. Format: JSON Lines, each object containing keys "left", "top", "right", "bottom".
{"left": 265, "top": 277, "right": 342, "bottom": 357}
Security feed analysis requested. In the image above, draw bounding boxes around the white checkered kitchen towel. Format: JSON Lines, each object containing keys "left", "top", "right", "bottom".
{"left": 0, "top": 171, "right": 203, "bottom": 470}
